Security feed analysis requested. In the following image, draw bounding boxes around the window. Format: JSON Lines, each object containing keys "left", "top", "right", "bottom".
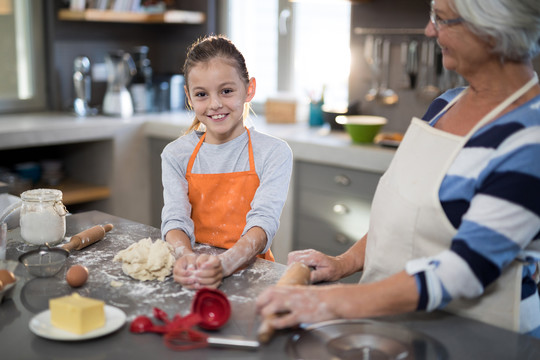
{"left": 222, "top": 0, "right": 351, "bottom": 111}
{"left": 0, "top": 0, "right": 46, "bottom": 113}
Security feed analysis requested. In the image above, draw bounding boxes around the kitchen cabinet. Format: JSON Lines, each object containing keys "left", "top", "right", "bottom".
{"left": 148, "top": 137, "right": 170, "bottom": 228}
{"left": 293, "top": 161, "right": 381, "bottom": 283}
{"left": 0, "top": 140, "right": 113, "bottom": 213}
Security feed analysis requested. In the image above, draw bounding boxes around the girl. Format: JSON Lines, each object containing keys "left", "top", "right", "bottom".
{"left": 161, "top": 35, "right": 293, "bottom": 289}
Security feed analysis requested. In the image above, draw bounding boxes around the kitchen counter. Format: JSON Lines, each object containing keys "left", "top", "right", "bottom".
{"left": 1, "top": 210, "right": 540, "bottom": 359}
{"left": 0, "top": 111, "right": 395, "bottom": 172}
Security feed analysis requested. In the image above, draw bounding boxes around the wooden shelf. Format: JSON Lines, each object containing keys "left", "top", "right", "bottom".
{"left": 58, "top": 9, "right": 205, "bottom": 24}
{"left": 41, "top": 179, "right": 111, "bottom": 206}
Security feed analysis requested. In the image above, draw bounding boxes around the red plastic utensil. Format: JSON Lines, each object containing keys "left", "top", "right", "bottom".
{"left": 191, "top": 288, "right": 231, "bottom": 330}
{"left": 130, "top": 288, "right": 232, "bottom": 350}
{"left": 130, "top": 315, "right": 168, "bottom": 334}
{"left": 164, "top": 328, "right": 209, "bottom": 350}
{"left": 153, "top": 307, "right": 171, "bottom": 325}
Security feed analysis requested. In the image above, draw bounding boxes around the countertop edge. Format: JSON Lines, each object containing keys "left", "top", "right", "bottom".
{"left": 0, "top": 112, "right": 395, "bottom": 172}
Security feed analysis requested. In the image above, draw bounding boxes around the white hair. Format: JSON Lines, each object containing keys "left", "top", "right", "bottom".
{"left": 452, "top": 0, "right": 540, "bottom": 61}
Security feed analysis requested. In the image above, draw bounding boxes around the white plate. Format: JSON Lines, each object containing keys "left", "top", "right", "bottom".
{"left": 29, "top": 305, "right": 126, "bottom": 341}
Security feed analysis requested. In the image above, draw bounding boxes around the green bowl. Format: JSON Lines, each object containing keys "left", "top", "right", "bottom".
{"left": 336, "top": 115, "right": 388, "bottom": 143}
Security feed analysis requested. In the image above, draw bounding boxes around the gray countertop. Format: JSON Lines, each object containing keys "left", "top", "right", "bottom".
{"left": 1, "top": 211, "right": 539, "bottom": 359}
{"left": 0, "top": 111, "right": 395, "bottom": 173}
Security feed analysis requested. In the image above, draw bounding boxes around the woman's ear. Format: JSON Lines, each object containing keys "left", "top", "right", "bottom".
{"left": 246, "top": 78, "right": 256, "bottom": 102}
{"left": 184, "top": 85, "right": 193, "bottom": 108}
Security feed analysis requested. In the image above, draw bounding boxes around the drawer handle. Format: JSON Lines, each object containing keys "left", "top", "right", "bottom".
{"left": 334, "top": 174, "right": 351, "bottom": 186}
{"left": 333, "top": 203, "right": 349, "bottom": 215}
{"left": 335, "top": 233, "right": 349, "bottom": 245}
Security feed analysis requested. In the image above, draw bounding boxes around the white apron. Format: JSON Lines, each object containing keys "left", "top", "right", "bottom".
{"left": 361, "top": 74, "right": 539, "bottom": 332}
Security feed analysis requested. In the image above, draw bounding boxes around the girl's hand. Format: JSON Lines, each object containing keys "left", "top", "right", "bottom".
{"left": 256, "top": 285, "right": 337, "bottom": 329}
{"left": 287, "top": 249, "right": 345, "bottom": 283}
{"left": 192, "top": 254, "right": 223, "bottom": 289}
{"left": 173, "top": 253, "right": 199, "bottom": 289}
{"left": 173, "top": 253, "right": 223, "bottom": 289}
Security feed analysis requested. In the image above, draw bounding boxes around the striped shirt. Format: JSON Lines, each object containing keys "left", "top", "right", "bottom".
{"left": 411, "top": 87, "right": 540, "bottom": 337}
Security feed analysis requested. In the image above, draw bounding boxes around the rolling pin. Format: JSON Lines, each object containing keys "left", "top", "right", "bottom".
{"left": 61, "top": 224, "right": 114, "bottom": 252}
{"left": 257, "top": 262, "right": 311, "bottom": 343}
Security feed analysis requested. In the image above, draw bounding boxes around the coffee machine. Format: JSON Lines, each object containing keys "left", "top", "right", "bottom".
{"left": 102, "top": 50, "right": 136, "bottom": 117}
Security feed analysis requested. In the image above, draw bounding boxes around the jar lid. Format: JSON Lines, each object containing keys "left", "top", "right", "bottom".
{"left": 21, "top": 188, "right": 63, "bottom": 202}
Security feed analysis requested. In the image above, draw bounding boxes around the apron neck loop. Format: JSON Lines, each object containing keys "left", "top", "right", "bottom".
{"left": 186, "top": 128, "right": 254, "bottom": 175}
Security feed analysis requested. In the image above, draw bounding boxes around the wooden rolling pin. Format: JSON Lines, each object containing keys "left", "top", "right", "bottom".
{"left": 257, "top": 262, "right": 311, "bottom": 343}
{"left": 61, "top": 224, "right": 114, "bottom": 252}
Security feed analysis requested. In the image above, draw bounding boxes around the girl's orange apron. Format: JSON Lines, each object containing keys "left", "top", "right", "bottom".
{"left": 186, "top": 128, "right": 274, "bottom": 261}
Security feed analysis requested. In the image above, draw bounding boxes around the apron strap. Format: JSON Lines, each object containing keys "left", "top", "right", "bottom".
{"left": 429, "top": 72, "right": 539, "bottom": 136}
{"left": 186, "top": 132, "right": 206, "bottom": 175}
{"left": 246, "top": 128, "right": 256, "bottom": 172}
{"left": 470, "top": 72, "right": 539, "bottom": 133}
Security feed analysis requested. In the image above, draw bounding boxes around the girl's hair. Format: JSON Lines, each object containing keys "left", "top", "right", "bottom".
{"left": 183, "top": 35, "right": 251, "bottom": 132}
{"left": 452, "top": 0, "right": 540, "bottom": 61}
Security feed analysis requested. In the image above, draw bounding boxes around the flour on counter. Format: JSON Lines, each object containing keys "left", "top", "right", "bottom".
{"left": 67, "top": 223, "right": 285, "bottom": 322}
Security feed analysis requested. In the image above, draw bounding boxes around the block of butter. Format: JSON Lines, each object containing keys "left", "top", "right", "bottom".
{"left": 49, "top": 293, "right": 105, "bottom": 334}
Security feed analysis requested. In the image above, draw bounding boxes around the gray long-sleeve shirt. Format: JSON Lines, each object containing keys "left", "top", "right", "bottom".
{"left": 160, "top": 127, "right": 293, "bottom": 254}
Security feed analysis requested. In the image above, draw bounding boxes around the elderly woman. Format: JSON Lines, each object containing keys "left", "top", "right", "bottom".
{"left": 257, "top": 0, "right": 540, "bottom": 337}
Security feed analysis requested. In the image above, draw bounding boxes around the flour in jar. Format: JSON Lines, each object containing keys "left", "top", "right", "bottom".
{"left": 113, "top": 238, "right": 175, "bottom": 281}
{"left": 20, "top": 208, "right": 66, "bottom": 245}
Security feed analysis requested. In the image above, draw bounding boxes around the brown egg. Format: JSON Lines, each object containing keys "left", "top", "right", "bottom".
{"left": 0, "top": 280, "right": 3, "bottom": 291}
{"left": 0, "top": 269, "right": 15, "bottom": 286}
{"left": 66, "top": 265, "right": 89, "bottom": 288}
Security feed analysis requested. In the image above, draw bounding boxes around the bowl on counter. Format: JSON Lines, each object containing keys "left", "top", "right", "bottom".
{"left": 336, "top": 115, "right": 388, "bottom": 144}
{"left": 322, "top": 105, "right": 348, "bottom": 131}
{"left": 322, "top": 102, "right": 361, "bottom": 131}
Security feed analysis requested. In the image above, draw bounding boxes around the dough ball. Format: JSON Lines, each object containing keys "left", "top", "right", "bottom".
{"left": 113, "top": 238, "right": 175, "bottom": 282}
{"left": 66, "top": 265, "right": 89, "bottom": 287}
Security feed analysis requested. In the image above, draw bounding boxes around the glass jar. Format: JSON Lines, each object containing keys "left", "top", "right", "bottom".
{"left": 20, "top": 189, "right": 67, "bottom": 246}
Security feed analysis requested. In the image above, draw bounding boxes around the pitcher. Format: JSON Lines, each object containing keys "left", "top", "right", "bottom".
{"left": 103, "top": 50, "right": 136, "bottom": 117}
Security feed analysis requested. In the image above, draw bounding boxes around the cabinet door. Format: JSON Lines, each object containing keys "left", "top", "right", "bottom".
{"left": 293, "top": 161, "right": 381, "bottom": 284}
{"left": 297, "top": 161, "right": 380, "bottom": 199}
{"left": 295, "top": 218, "right": 362, "bottom": 284}
{"left": 297, "top": 187, "right": 371, "bottom": 242}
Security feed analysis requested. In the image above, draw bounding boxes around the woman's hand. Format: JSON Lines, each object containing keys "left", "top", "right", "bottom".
{"left": 257, "top": 271, "right": 419, "bottom": 330}
{"left": 256, "top": 285, "right": 338, "bottom": 329}
{"left": 288, "top": 235, "right": 367, "bottom": 283}
{"left": 173, "top": 253, "right": 223, "bottom": 289}
{"left": 287, "top": 249, "right": 346, "bottom": 283}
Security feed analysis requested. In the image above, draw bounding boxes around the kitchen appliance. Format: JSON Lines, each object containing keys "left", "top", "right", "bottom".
{"left": 130, "top": 46, "right": 153, "bottom": 113}
{"left": 103, "top": 50, "right": 136, "bottom": 117}
{"left": 73, "top": 56, "right": 97, "bottom": 117}
{"left": 418, "top": 40, "right": 441, "bottom": 102}
{"left": 364, "top": 36, "right": 383, "bottom": 103}
{"left": 287, "top": 319, "right": 449, "bottom": 360}
{"left": 152, "top": 73, "right": 185, "bottom": 112}
{"left": 378, "top": 39, "right": 399, "bottom": 105}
